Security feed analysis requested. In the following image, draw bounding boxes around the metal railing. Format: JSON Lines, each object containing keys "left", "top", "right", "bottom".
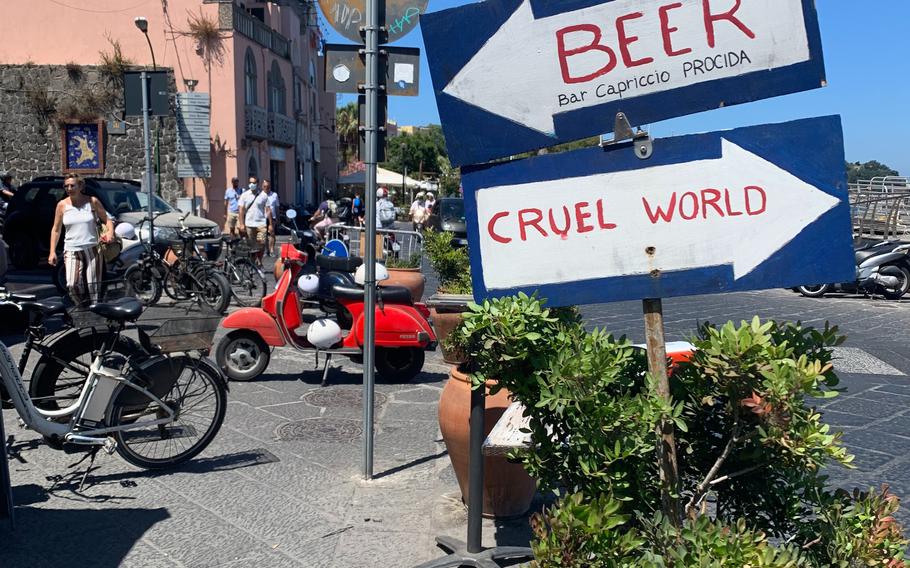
{"left": 849, "top": 177, "right": 910, "bottom": 241}
{"left": 325, "top": 224, "right": 424, "bottom": 262}
{"left": 269, "top": 112, "right": 296, "bottom": 146}
{"left": 233, "top": 5, "right": 291, "bottom": 59}
{"left": 244, "top": 104, "right": 268, "bottom": 140}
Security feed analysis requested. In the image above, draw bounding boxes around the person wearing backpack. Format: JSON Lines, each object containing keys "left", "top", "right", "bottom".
{"left": 377, "top": 187, "right": 396, "bottom": 229}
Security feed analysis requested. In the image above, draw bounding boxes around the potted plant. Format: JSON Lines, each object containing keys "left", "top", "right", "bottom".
{"left": 423, "top": 229, "right": 473, "bottom": 363}
{"left": 381, "top": 253, "right": 425, "bottom": 303}
{"left": 439, "top": 293, "right": 580, "bottom": 518}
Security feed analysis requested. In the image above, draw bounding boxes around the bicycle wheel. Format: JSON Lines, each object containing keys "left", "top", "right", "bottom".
{"left": 30, "top": 328, "right": 142, "bottom": 413}
{"left": 110, "top": 355, "right": 227, "bottom": 469}
{"left": 125, "top": 265, "right": 163, "bottom": 306}
{"left": 228, "top": 258, "right": 267, "bottom": 307}
{"left": 193, "top": 268, "right": 232, "bottom": 314}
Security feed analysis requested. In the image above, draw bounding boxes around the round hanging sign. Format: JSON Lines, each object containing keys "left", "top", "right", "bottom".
{"left": 317, "top": 0, "right": 428, "bottom": 44}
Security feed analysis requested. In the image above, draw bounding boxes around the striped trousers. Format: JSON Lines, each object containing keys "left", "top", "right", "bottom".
{"left": 64, "top": 247, "right": 103, "bottom": 308}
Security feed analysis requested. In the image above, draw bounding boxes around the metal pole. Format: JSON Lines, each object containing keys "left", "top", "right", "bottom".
{"left": 643, "top": 298, "right": 679, "bottom": 524}
{"left": 192, "top": 177, "right": 198, "bottom": 216}
{"left": 141, "top": 71, "right": 155, "bottom": 242}
{"left": 361, "top": 0, "right": 380, "bottom": 480}
{"left": 466, "top": 385, "right": 485, "bottom": 553}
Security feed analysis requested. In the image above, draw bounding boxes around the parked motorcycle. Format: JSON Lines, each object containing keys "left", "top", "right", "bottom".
{"left": 797, "top": 240, "right": 910, "bottom": 299}
{"left": 215, "top": 241, "right": 437, "bottom": 384}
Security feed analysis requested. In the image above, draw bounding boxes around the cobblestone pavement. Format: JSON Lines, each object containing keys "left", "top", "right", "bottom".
{"left": 2, "top": 268, "right": 910, "bottom": 566}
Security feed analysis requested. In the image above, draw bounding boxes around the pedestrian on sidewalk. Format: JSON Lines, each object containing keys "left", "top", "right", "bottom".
{"left": 238, "top": 177, "right": 270, "bottom": 266}
{"left": 47, "top": 173, "right": 114, "bottom": 307}
{"left": 264, "top": 181, "right": 280, "bottom": 256}
{"left": 224, "top": 176, "right": 241, "bottom": 237}
{"left": 352, "top": 192, "right": 363, "bottom": 226}
{"left": 409, "top": 192, "right": 427, "bottom": 232}
{"left": 377, "top": 187, "right": 396, "bottom": 229}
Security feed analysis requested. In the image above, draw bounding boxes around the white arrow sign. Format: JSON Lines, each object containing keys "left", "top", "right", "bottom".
{"left": 475, "top": 139, "right": 839, "bottom": 290}
{"left": 445, "top": 0, "right": 811, "bottom": 134}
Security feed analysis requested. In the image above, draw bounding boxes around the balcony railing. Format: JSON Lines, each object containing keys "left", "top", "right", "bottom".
{"left": 269, "top": 112, "right": 296, "bottom": 147}
{"left": 233, "top": 5, "right": 290, "bottom": 59}
{"left": 245, "top": 105, "right": 268, "bottom": 140}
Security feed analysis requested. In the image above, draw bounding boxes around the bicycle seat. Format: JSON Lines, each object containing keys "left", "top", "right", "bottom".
{"left": 332, "top": 285, "right": 413, "bottom": 305}
{"left": 221, "top": 235, "right": 242, "bottom": 245}
{"left": 19, "top": 296, "right": 66, "bottom": 316}
{"left": 316, "top": 255, "right": 363, "bottom": 273}
{"left": 89, "top": 297, "right": 144, "bottom": 321}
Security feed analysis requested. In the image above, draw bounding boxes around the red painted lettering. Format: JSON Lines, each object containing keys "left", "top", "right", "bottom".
{"left": 549, "top": 206, "right": 572, "bottom": 239}
{"left": 616, "top": 12, "right": 654, "bottom": 68}
{"left": 556, "top": 24, "right": 618, "bottom": 84}
{"left": 724, "top": 188, "right": 743, "bottom": 217}
{"left": 643, "top": 193, "right": 676, "bottom": 224}
{"left": 700, "top": 188, "right": 725, "bottom": 218}
{"left": 487, "top": 211, "right": 511, "bottom": 244}
{"left": 575, "top": 201, "right": 594, "bottom": 233}
{"left": 518, "top": 208, "right": 547, "bottom": 241}
{"left": 744, "top": 185, "right": 766, "bottom": 215}
{"left": 659, "top": 2, "right": 692, "bottom": 56}
{"left": 702, "top": 0, "right": 756, "bottom": 48}
{"left": 596, "top": 199, "right": 617, "bottom": 229}
{"left": 679, "top": 191, "right": 699, "bottom": 220}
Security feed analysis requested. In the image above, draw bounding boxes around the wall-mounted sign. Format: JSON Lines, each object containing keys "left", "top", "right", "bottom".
{"left": 175, "top": 93, "right": 211, "bottom": 178}
{"left": 61, "top": 121, "right": 104, "bottom": 175}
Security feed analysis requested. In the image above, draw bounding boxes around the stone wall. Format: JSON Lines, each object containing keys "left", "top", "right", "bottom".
{"left": 0, "top": 64, "right": 181, "bottom": 203}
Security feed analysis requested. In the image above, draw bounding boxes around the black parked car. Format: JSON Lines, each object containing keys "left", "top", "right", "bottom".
{"left": 424, "top": 198, "right": 468, "bottom": 247}
{"left": 4, "top": 176, "right": 220, "bottom": 269}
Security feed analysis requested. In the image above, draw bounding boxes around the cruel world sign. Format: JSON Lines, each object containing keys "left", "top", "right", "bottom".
{"left": 462, "top": 116, "right": 855, "bottom": 307}
{"left": 421, "top": 0, "right": 826, "bottom": 166}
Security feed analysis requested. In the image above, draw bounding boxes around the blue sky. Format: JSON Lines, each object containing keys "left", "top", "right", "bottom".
{"left": 324, "top": 1, "right": 909, "bottom": 175}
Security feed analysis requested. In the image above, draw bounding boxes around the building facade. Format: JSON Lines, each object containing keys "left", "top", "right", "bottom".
{"left": 0, "top": 0, "right": 337, "bottom": 218}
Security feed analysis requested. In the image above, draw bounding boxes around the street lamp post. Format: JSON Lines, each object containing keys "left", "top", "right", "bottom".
{"left": 134, "top": 17, "right": 156, "bottom": 243}
{"left": 134, "top": 17, "right": 162, "bottom": 214}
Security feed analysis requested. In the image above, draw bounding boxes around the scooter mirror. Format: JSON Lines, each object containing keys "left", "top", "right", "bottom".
{"left": 286, "top": 209, "right": 298, "bottom": 220}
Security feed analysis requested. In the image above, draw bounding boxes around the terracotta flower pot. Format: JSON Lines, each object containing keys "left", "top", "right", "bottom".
{"left": 438, "top": 365, "right": 537, "bottom": 518}
{"left": 430, "top": 309, "right": 466, "bottom": 364}
{"left": 382, "top": 267, "right": 426, "bottom": 302}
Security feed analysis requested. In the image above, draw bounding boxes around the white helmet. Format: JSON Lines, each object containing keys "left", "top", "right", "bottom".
{"left": 114, "top": 222, "right": 136, "bottom": 240}
{"left": 297, "top": 274, "right": 320, "bottom": 295}
{"left": 354, "top": 262, "right": 389, "bottom": 286}
{"left": 307, "top": 318, "right": 342, "bottom": 349}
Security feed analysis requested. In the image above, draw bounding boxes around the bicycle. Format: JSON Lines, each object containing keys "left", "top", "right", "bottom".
{"left": 219, "top": 236, "right": 267, "bottom": 307}
{"left": 0, "top": 293, "right": 141, "bottom": 413}
{"left": 125, "top": 212, "right": 232, "bottom": 314}
{"left": 0, "top": 293, "right": 227, "bottom": 474}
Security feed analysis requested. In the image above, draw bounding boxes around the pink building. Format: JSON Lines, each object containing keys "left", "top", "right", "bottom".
{"left": 0, "top": 0, "right": 336, "bottom": 218}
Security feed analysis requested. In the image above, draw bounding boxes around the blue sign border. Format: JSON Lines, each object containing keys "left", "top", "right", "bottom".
{"left": 421, "top": 0, "right": 826, "bottom": 167}
{"left": 461, "top": 115, "right": 855, "bottom": 307}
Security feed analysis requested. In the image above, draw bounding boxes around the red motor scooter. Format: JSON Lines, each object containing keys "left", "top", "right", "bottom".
{"left": 215, "top": 243, "right": 437, "bottom": 384}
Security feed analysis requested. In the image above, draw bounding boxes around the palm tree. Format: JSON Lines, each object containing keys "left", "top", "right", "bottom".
{"left": 335, "top": 102, "right": 359, "bottom": 167}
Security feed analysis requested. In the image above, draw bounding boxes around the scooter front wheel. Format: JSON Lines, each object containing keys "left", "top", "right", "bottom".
{"left": 216, "top": 330, "right": 270, "bottom": 381}
{"left": 797, "top": 284, "right": 830, "bottom": 298}
{"left": 375, "top": 347, "right": 424, "bottom": 383}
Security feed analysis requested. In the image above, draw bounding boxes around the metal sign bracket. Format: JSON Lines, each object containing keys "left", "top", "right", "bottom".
{"left": 601, "top": 112, "right": 653, "bottom": 160}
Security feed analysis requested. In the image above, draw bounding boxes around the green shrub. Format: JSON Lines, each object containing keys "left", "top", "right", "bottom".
{"left": 454, "top": 294, "right": 910, "bottom": 566}
{"left": 422, "top": 229, "right": 472, "bottom": 294}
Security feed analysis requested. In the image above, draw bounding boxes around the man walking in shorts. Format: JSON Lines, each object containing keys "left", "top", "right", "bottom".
{"left": 223, "top": 177, "right": 241, "bottom": 237}
{"left": 238, "top": 177, "right": 271, "bottom": 266}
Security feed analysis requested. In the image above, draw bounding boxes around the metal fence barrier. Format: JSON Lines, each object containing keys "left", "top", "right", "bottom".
{"left": 325, "top": 224, "right": 424, "bottom": 262}
{"left": 849, "top": 177, "right": 910, "bottom": 242}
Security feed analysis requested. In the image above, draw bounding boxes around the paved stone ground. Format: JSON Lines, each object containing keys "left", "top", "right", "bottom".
{"left": 2, "top": 262, "right": 910, "bottom": 566}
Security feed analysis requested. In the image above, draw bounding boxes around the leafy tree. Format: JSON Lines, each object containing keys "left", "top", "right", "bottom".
{"left": 335, "top": 102, "right": 359, "bottom": 167}
{"left": 383, "top": 125, "right": 448, "bottom": 177}
{"left": 847, "top": 160, "right": 900, "bottom": 183}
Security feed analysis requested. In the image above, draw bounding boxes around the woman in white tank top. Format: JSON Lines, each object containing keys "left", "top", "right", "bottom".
{"left": 48, "top": 173, "right": 114, "bottom": 306}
